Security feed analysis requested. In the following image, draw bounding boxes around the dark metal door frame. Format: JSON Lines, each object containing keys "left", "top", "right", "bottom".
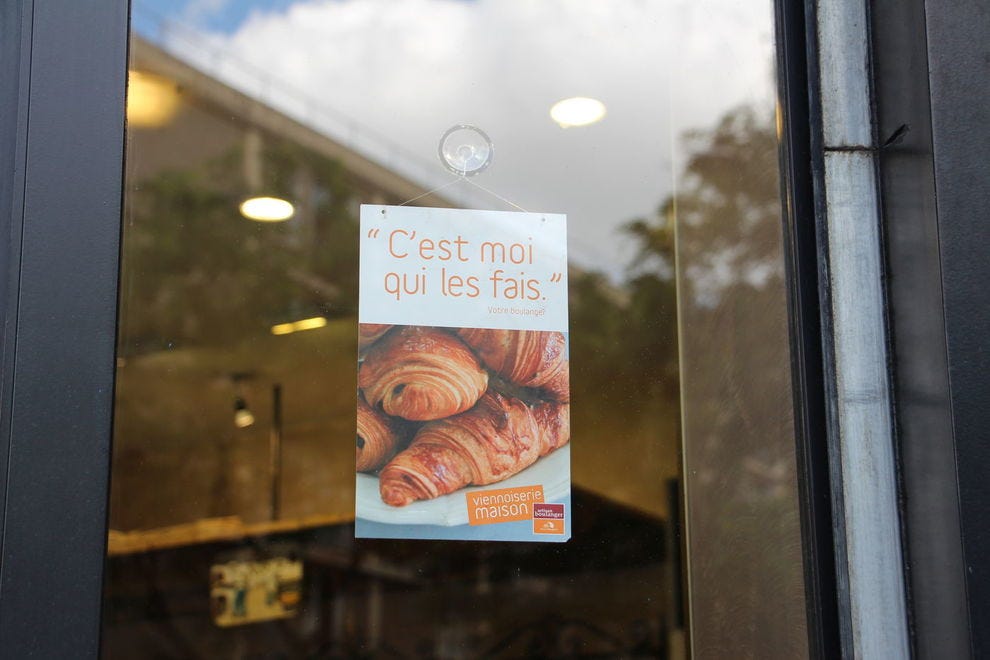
{"left": 774, "top": 1, "right": 842, "bottom": 657}
{"left": 0, "top": 1, "right": 128, "bottom": 656}
{"left": 888, "top": 1, "right": 990, "bottom": 655}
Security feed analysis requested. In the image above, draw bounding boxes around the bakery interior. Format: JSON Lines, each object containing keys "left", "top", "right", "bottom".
{"left": 105, "top": 4, "right": 801, "bottom": 657}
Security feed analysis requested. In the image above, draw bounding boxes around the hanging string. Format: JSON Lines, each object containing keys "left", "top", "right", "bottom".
{"left": 397, "top": 174, "right": 528, "bottom": 212}
{"left": 462, "top": 177, "right": 528, "bottom": 212}
{"left": 397, "top": 176, "right": 464, "bottom": 207}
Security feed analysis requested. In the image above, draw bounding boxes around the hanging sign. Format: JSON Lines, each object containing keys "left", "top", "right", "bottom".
{"left": 210, "top": 558, "right": 303, "bottom": 627}
{"left": 355, "top": 204, "right": 570, "bottom": 542}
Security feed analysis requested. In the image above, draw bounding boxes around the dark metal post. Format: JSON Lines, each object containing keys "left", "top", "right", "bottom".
{"left": 0, "top": 0, "right": 128, "bottom": 655}
{"left": 270, "top": 383, "right": 283, "bottom": 520}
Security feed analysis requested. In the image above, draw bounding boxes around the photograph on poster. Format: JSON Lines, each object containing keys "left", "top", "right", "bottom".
{"left": 356, "top": 325, "right": 569, "bottom": 529}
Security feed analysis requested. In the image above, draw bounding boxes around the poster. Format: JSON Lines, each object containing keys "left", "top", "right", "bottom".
{"left": 355, "top": 205, "right": 570, "bottom": 542}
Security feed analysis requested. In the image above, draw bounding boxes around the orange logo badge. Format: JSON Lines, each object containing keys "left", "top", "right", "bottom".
{"left": 533, "top": 503, "right": 565, "bottom": 534}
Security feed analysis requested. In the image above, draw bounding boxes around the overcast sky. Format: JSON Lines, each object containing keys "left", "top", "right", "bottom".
{"left": 137, "top": 0, "right": 776, "bottom": 279}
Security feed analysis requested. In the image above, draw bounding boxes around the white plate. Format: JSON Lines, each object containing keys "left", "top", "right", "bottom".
{"left": 356, "top": 445, "right": 570, "bottom": 527}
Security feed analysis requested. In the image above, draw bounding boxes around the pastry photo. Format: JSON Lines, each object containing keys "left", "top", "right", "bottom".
{"left": 356, "top": 323, "right": 570, "bottom": 525}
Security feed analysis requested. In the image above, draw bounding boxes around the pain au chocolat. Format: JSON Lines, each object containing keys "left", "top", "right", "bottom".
{"left": 356, "top": 396, "right": 403, "bottom": 472}
{"left": 359, "top": 326, "right": 488, "bottom": 421}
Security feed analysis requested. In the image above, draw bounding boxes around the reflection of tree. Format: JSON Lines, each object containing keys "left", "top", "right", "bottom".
{"left": 570, "top": 104, "right": 786, "bottom": 407}
{"left": 119, "top": 139, "right": 359, "bottom": 355}
{"left": 664, "top": 104, "right": 792, "bottom": 482}
{"left": 675, "top": 106, "right": 783, "bottom": 306}
{"left": 571, "top": 102, "right": 804, "bottom": 653}
{"left": 673, "top": 105, "right": 805, "bottom": 655}
{"left": 568, "top": 210, "right": 679, "bottom": 405}
{"left": 569, "top": 268, "right": 677, "bottom": 403}
{"left": 570, "top": 108, "right": 783, "bottom": 400}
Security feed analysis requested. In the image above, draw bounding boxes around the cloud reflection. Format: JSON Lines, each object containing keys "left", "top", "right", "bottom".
{"left": 153, "top": 0, "right": 774, "bottom": 278}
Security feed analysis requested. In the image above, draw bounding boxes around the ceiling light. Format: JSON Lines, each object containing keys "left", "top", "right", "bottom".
{"left": 234, "top": 397, "right": 255, "bottom": 429}
{"left": 239, "top": 196, "right": 295, "bottom": 222}
{"left": 550, "top": 97, "right": 607, "bottom": 128}
{"left": 270, "top": 316, "right": 327, "bottom": 336}
{"left": 292, "top": 316, "right": 327, "bottom": 331}
{"left": 127, "top": 70, "right": 180, "bottom": 128}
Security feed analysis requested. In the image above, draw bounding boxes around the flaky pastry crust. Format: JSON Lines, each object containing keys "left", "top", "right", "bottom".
{"left": 457, "top": 329, "right": 570, "bottom": 401}
{"left": 378, "top": 392, "right": 570, "bottom": 506}
{"left": 356, "top": 396, "right": 402, "bottom": 472}
{"left": 360, "top": 326, "right": 488, "bottom": 421}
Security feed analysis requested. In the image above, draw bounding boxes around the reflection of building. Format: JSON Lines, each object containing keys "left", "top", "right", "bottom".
{"left": 112, "top": 34, "right": 680, "bottom": 539}
{"left": 115, "top": 36, "right": 466, "bottom": 535}
{"left": 129, "top": 36, "right": 453, "bottom": 210}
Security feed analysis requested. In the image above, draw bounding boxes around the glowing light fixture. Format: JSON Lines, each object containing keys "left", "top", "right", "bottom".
{"left": 234, "top": 397, "right": 255, "bottom": 428}
{"left": 239, "top": 196, "right": 295, "bottom": 222}
{"left": 127, "top": 70, "right": 181, "bottom": 128}
{"left": 292, "top": 316, "right": 328, "bottom": 331}
{"left": 550, "top": 97, "right": 607, "bottom": 128}
{"left": 271, "top": 316, "right": 327, "bottom": 336}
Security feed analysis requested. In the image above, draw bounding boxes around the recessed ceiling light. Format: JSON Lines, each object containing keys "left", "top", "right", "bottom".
{"left": 127, "top": 70, "right": 181, "bottom": 128}
{"left": 550, "top": 97, "right": 607, "bottom": 128}
{"left": 292, "top": 316, "right": 328, "bottom": 331}
{"left": 239, "top": 196, "right": 295, "bottom": 222}
{"left": 271, "top": 316, "right": 327, "bottom": 336}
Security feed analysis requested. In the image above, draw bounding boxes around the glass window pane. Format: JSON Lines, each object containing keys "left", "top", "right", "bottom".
{"left": 671, "top": 9, "right": 810, "bottom": 653}
{"left": 104, "top": 1, "right": 804, "bottom": 657}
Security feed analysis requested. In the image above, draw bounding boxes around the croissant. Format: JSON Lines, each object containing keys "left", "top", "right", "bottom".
{"left": 378, "top": 392, "right": 570, "bottom": 507}
{"left": 457, "top": 329, "right": 570, "bottom": 401}
{"left": 359, "top": 326, "right": 488, "bottom": 421}
{"left": 359, "top": 323, "right": 393, "bottom": 349}
{"left": 356, "top": 396, "right": 403, "bottom": 472}
{"left": 531, "top": 401, "right": 570, "bottom": 455}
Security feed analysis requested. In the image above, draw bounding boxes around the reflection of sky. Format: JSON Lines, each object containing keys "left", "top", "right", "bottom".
{"left": 140, "top": 0, "right": 296, "bottom": 35}
{"left": 134, "top": 0, "right": 774, "bottom": 279}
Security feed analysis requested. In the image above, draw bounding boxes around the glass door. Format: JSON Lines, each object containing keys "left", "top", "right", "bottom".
{"left": 101, "top": 1, "right": 806, "bottom": 657}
